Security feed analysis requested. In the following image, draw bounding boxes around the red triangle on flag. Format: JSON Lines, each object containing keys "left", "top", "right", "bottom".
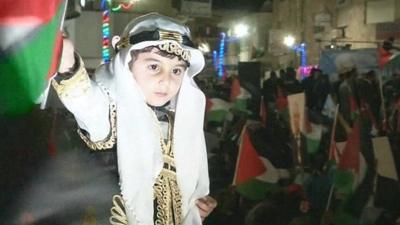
{"left": 233, "top": 125, "right": 267, "bottom": 185}
{"left": 349, "top": 96, "right": 358, "bottom": 114}
{"left": 47, "top": 31, "right": 63, "bottom": 79}
{"left": 230, "top": 78, "right": 241, "bottom": 102}
{"left": 339, "top": 121, "right": 360, "bottom": 172}
{"left": 205, "top": 97, "right": 214, "bottom": 112}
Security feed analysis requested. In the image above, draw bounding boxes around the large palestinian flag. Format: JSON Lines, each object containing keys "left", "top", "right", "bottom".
{"left": 0, "top": 0, "right": 66, "bottom": 116}
{"left": 233, "top": 123, "right": 282, "bottom": 201}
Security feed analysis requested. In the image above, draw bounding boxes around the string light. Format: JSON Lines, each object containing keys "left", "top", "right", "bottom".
{"left": 101, "top": 0, "right": 111, "bottom": 63}
{"left": 212, "top": 50, "right": 218, "bottom": 71}
{"left": 101, "top": 0, "right": 139, "bottom": 63}
{"left": 217, "top": 32, "right": 226, "bottom": 78}
{"left": 294, "top": 43, "right": 307, "bottom": 78}
{"left": 111, "top": 0, "right": 137, "bottom": 12}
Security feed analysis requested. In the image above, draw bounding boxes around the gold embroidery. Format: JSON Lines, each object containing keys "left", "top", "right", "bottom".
{"left": 110, "top": 195, "right": 128, "bottom": 225}
{"left": 52, "top": 58, "right": 91, "bottom": 99}
{"left": 106, "top": 109, "right": 183, "bottom": 225}
{"left": 78, "top": 82, "right": 117, "bottom": 151}
{"left": 115, "top": 36, "right": 130, "bottom": 51}
{"left": 151, "top": 112, "right": 183, "bottom": 225}
{"left": 158, "top": 42, "right": 191, "bottom": 62}
{"left": 159, "top": 30, "right": 183, "bottom": 44}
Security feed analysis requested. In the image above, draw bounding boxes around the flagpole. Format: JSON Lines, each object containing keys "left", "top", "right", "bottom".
{"left": 329, "top": 105, "right": 339, "bottom": 160}
{"left": 41, "top": 0, "right": 69, "bottom": 110}
{"left": 378, "top": 74, "right": 387, "bottom": 132}
{"left": 325, "top": 184, "right": 335, "bottom": 211}
{"left": 232, "top": 122, "right": 248, "bottom": 185}
{"left": 324, "top": 104, "right": 340, "bottom": 213}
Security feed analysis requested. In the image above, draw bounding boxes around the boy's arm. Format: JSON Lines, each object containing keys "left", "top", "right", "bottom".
{"left": 52, "top": 39, "right": 116, "bottom": 150}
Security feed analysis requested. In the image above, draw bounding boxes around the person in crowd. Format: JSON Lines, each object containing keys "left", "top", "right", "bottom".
{"left": 262, "top": 70, "right": 283, "bottom": 113}
{"left": 302, "top": 68, "right": 330, "bottom": 113}
{"left": 281, "top": 67, "right": 303, "bottom": 95}
{"left": 357, "top": 70, "right": 382, "bottom": 132}
{"left": 337, "top": 67, "right": 359, "bottom": 125}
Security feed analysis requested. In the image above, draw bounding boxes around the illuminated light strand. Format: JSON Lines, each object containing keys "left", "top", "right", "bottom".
{"left": 111, "top": 0, "right": 136, "bottom": 12}
{"left": 212, "top": 50, "right": 218, "bottom": 71}
{"left": 111, "top": 5, "right": 122, "bottom": 11}
{"left": 101, "top": 1, "right": 138, "bottom": 63}
{"left": 121, "top": 2, "right": 134, "bottom": 9}
{"left": 101, "top": 0, "right": 110, "bottom": 63}
{"left": 217, "top": 32, "right": 226, "bottom": 78}
{"left": 291, "top": 43, "right": 307, "bottom": 79}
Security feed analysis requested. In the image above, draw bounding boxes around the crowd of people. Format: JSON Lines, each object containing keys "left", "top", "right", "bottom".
{"left": 199, "top": 64, "right": 400, "bottom": 225}
{"left": 1, "top": 10, "right": 400, "bottom": 225}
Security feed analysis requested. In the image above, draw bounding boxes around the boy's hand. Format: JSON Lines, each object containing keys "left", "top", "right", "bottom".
{"left": 58, "top": 38, "right": 75, "bottom": 73}
{"left": 196, "top": 195, "right": 217, "bottom": 221}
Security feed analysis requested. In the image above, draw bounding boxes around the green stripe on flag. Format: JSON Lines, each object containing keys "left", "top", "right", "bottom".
{"left": 236, "top": 178, "right": 279, "bottom": 201}
{"left": 304, "top": 123, "right": 322, "bottom": 154}
{"left": 232, "top": 99, "right": 248, "bottom": 112}
{"left": 333, "top": 169, "right": 354, "bottom": 195}
{"left": 306, "top": 135, "right": 320, "bottom": 154}
{"left": 207, "top": 109, "right": 228, "bottom": 123}
{"left": 0, "top": 2, "right": 64, "bottom": 116}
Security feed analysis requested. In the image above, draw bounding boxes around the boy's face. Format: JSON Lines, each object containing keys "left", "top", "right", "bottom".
{"left": 131, "top": 48, "right": 187, "bottom": 107}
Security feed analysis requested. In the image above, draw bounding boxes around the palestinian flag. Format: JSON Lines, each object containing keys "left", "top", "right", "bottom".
{"left": 330, "top": 122, "right": 367, "bottom": 194}
{"left": 205, "top": 98, "right": 232, "bottom": 123}
{"left": 328, "top": 142, "right": 367, "bottom": 195}
{"left": 338, "top": 121, "right": 360, "bottom": 171}
{"left": 229, "top": 77, "right": 250, "bottom": 112}
{"left": 0, "top": 0, "right": 66, "bottom": 116}
{"left": 304, "top": 123, "right": 323, "bottom": 154}
{"left": 302, "top": 107, "right": 322, "bottom": 154}
{"left": 232, "top": 87, "right": 251, "bottom": 112}
{"left": 233, "top": 124, "right": 280, "bottom": 201}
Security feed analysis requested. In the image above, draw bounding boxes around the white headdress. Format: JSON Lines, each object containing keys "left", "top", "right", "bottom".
{"left": 96, "top": 13, "right": 209, "bottom": 225}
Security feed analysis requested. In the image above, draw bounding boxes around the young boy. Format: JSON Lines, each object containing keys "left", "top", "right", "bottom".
{"left": 53, "top": 13, "right": 216, "bottom": 225}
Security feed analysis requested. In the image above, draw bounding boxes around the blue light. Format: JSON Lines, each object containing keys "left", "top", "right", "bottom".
{"left": 101, "top": 0, "right": 108, "bottom": 10}
{"left": 217, "top": 32, "right": 226, "bottom": 78}
{"left": 212, "top": 50, "right": 218, "bottom": 71}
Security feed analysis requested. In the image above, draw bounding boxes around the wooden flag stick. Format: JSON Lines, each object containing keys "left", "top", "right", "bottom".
{"left": 328, "top": 105, "right": 340, "bottom": 160}
{"left": 325, "top": 105, "right": 340, "bottom": 212}
{"left": 378, "top": 74, "right": 387, "bottom": 131}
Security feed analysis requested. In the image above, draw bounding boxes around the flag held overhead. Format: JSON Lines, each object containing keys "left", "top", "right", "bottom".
{"left": 0, "top": 0, "right": 66, "bottom": 116}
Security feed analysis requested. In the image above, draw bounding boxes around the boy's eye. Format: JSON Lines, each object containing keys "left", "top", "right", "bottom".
{"left": 172, "top": 68, "right": 183, "bottom": 76}
{"left": 148, "top": 64, "right": 159, "bottom": 71}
